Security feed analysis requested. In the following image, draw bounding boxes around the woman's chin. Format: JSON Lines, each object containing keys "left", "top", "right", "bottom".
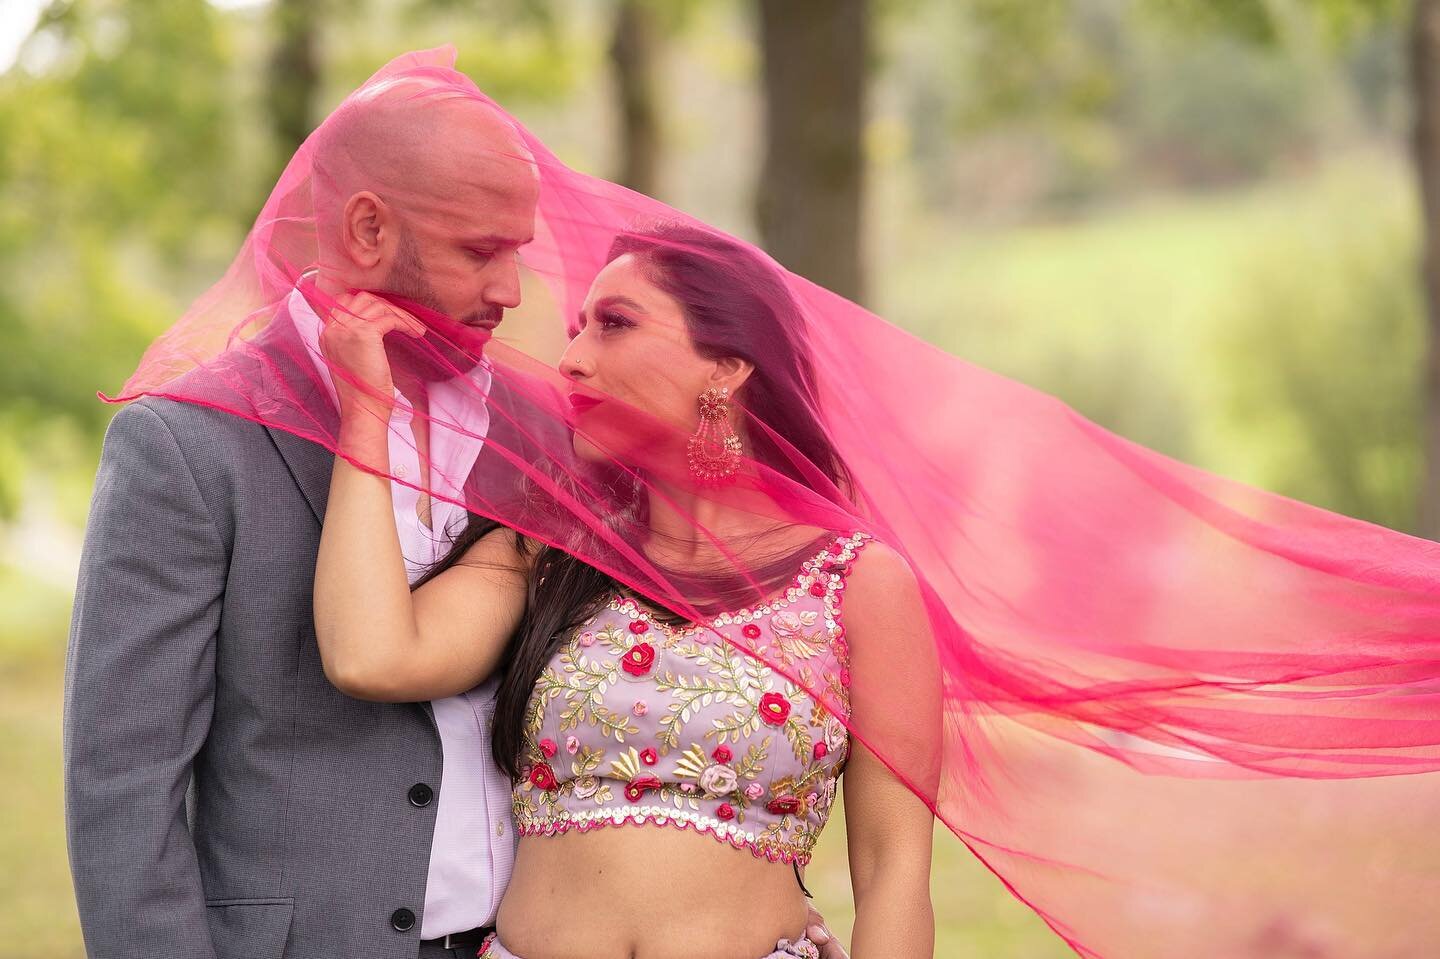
{"left": 569, "top": 431, "right": 605, "bottom": 464}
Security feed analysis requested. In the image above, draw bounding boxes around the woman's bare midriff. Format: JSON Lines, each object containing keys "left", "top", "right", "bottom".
{"left": 496, "top": 827, "right": 813, "bottom": 959}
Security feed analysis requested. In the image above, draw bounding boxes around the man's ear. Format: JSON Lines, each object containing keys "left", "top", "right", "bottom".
{"left": 340, "top": 191, "right": 390, "bottom": 270}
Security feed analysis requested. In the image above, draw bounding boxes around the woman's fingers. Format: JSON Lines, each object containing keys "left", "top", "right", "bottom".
{"left": 331, "top": 291, "right": 427, "bottom": 338}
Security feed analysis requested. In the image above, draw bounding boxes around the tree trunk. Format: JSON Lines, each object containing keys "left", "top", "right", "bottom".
{"left": 755, "top": 0, "right": 868, "bottom": 304}
{"left": 610, "top": 0, "right": 662, "bottom": 197}
{"left": 1412, "top": 0, "right": 1440, "bottom": 537}
{"left": 268, "top": 0, "right": 321, "bottom": 159}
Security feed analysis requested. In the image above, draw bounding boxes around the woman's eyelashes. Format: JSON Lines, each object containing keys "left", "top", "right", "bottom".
{"left": 596, "top": 309, "right": 634, "bottom": 333}
{"left": 568, "top": 310, "right": 635, "bottom": 340}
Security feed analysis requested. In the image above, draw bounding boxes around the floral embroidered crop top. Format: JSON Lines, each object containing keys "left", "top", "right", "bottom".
{"left": 511, "top": 530, "right": 873, "bottom": 867}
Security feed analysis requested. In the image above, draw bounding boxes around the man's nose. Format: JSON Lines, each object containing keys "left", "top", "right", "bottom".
{"left": 482, "top": 254, "right": 523, "bottom": 310}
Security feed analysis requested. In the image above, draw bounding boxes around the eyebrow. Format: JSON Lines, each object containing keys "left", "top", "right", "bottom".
{"left": 464, "top": 233, "right": 535, "bottom": 248}
{"left": 594, "top": 295, "right": 645, "bottom": 313}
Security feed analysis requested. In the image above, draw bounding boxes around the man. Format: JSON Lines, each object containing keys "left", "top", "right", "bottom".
{"left": 63, "top": 57, "right": 850, "bottom": 959}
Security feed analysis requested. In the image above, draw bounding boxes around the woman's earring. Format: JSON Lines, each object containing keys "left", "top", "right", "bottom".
{"left": 686, "top": 386, "right": 743, "bottom": 484}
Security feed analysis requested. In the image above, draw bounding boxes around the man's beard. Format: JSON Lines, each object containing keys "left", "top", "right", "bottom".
{"left": 381, "top": 227, "right": 492, "bottom": 382}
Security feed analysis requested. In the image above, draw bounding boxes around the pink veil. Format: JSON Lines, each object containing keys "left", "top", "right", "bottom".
{"left": 103, "top": 47, "right": 1440, "bottom": 957}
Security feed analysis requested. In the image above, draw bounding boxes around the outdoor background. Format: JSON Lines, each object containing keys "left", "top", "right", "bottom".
{"left": 0, "top": 0, "right": 1433, "bottom": 956}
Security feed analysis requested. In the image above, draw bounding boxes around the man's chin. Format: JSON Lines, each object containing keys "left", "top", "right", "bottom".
{"left": 382, "top": 328, "right": 487, "bottom": 383}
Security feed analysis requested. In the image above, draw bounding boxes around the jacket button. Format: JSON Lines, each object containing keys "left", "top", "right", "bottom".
{"left": 408, "top": 782, "right": 434, "bottom": 807}
{"left": 390, "top": 907, "right": 416, "bottom": 932}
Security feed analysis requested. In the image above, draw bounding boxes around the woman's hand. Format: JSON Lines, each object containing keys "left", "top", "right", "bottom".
{"left": 319, "top": 290, "right": 426, "bottom": 423}
{"left": 806, "top": 901, "right": 851, "bottom": 959}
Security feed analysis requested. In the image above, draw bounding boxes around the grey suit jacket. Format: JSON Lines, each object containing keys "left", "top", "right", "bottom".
{"left": 63, "top": 312, "right": 550, "bottom": 959}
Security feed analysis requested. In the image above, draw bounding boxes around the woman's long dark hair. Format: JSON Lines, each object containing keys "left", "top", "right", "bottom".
{"left": 413, "top": 222, "right": 854, "bottom": 783}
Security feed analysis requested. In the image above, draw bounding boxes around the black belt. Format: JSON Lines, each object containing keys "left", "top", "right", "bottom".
{"left": 421, "top": 924, "right": 496, "bottom": 950}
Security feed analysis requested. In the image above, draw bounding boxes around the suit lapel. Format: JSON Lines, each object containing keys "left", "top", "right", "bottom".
{"left": 249, "top": 308, "right": 445, "bottom": 732}
{"left": 245, "top": 304, "right": 339, "bottom": 526}
{"left": 269, "top": 423, "right": 334, "bottom": 526}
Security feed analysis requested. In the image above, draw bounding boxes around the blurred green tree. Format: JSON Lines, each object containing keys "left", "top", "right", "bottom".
{"left": 755, "top": 0, "right": 868, "bottom": 303}
{"left": 0, "top": 0, "right": 248, "bottom": 518}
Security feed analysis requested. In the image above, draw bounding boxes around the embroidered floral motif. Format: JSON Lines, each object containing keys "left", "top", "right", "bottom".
{"left": 513, "top": 530, "right": 872, "bottom": 867}
{"left": 622, "top": 642, "right": 656, "bottom": 676}
{"left": 758, "top": 692, "right": 791, "bottom": 726}
{"left": 699, "top": 763, "right": 738, "bottom": 795}
{"left": 528, "top": 762, "right": 557, "bottom": 790}
{"left": 624, "top": 775, "right": 663, "bottom": 801}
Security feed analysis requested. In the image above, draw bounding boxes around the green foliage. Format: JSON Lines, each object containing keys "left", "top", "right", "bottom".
{"left": 888, "top": 0, "right": 1407, "bottom": 214}
{"left": 1143, "top": 0, "right": 1408, "bottom": 47}
{"left": 1201, "top": 179, "right": 1423, "bottom": 531}
{"left": 0, "top": 0, "right": 251, "bottom": 517}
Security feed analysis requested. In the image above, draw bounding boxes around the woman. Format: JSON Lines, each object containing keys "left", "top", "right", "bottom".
{"left": 312, "top": 224, "right": 938, "bottom": 959}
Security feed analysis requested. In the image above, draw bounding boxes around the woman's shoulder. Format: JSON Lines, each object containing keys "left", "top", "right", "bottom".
{"left": 838, "top": 535, "right": 927, "bottom": 644}
{"left": 844, "top": 535, "right": 914, "bottom": 591}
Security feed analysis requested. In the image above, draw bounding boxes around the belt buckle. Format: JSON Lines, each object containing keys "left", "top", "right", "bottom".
{"left": 443, "top": 933, "right": 457, "bottom": 949}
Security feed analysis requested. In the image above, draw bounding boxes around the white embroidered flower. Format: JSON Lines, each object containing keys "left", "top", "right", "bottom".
{"left": 699, "top": 763, "right": 738, "bottom": 796}
{"left": 572, "top": 775, "right": 599, "bottom": 800}
{"left": 815, "top": 777, "right": 837, "bottom": 812}
{"left": 770, "top": 609, "right": 818, "bottom": 638}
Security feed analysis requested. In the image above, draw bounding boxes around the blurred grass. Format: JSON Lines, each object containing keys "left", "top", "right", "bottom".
{"left": 0, "top": 562, "right": 80, "bottom": 959}
{"left": 0, "top": 148, "right": 1419, "bottom": 957}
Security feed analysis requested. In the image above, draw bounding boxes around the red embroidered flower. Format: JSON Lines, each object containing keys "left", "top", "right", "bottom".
{"left": 711, "top": 744, "right": 732, "bottom": 763}
{"left": 624, "top": 775, "right": 662, "bottom": 802}
{"left": 759, "top": 692, "right": 791, "bottom": 725}
{"left": 538, "top": 738, "right": 557, "bottom": 758}
{"left": 528, "top": 762, "right": 557, "bottom": 790}
{"left": 813, "top": 742, "right": 828, "bottom": 761}
{"left": 640, "top": 747, "right": 658, "bottom": 766}
{"left": 808, "top": 582, "right": 826, "bottom": 597}
{"left": 622, "top": 642, "right": 656, "bottom": 676}
{"left": 741, "top": 623, "right": 762, "bottom": 639}
{"left": 716, "top": 803, "right": 735, "bottom": 821}
{"left": 766, "top": 795, "right": 802, "bottom": 816}
{"left": 628, "top": 619, "right": 650, "bottom": 634}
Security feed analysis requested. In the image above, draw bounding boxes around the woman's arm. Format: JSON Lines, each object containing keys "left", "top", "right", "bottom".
{"left": 312, "top": 291, "right": 531, "bottom": 702}
{"left": 840, "top": 542, "right": 941, "bottom": 959}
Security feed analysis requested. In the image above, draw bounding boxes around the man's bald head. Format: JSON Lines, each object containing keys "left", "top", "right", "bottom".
{"left": 311, "top": 78, "right": 536, "bottom": 241}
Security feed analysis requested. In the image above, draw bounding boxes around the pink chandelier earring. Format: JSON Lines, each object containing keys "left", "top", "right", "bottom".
{"left": 686, "top": 386, "right": 744, "bottom": 484}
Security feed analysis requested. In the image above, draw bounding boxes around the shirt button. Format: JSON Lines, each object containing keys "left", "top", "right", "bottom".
{"left": 390, "top": 907, "right": 416, "bottom": 932}
{"left": 407, "top": 783, "right": 433, "bottom": 807}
